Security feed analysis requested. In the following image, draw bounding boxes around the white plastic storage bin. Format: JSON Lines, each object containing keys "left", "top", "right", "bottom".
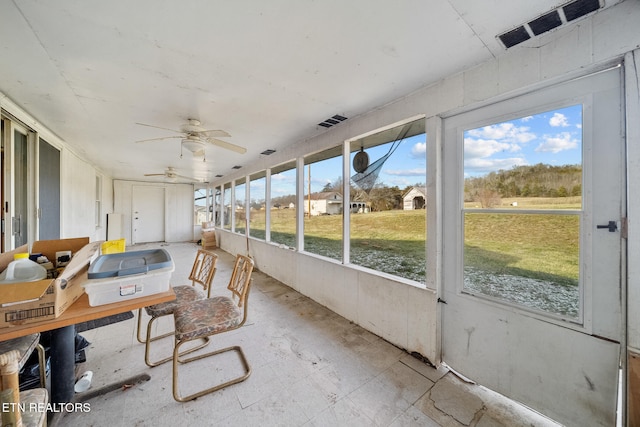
{"left": 83, "top": 249, "right": 174, "bottom": 306}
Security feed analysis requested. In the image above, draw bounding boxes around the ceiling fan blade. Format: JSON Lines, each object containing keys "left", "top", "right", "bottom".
{"left": 175, "top": 173, "right": 200, "bottom": 182}
{"left": 135, "top": 122, "right": 182, "bottom": 134}
{"left": 201, "top": 129, "right": 231, "bottom": 138}
{"left": 144, "top": 173, "right": 166, "bottom": 177}
{"left": 135, "top": 135, "right": 181, "bottom": 143}
{"left": 206, "top": 137, "right": 247, "bottom": 154}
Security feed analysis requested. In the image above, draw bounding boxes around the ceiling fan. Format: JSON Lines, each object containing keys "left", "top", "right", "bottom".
{"left": 135, "top": 119, "right": 247, "bottom": 158}
{"left": 143, "top": 167, "right": 206, "bottom": 183}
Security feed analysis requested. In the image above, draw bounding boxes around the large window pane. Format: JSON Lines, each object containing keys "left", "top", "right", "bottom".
{"left": 223, "top": 183, "right": 232, "bottom": 230}
{"left": 270, "top": 161, "right": 296, "bottom": 247}
{"left": 234, "top": 180, "right": 246, "bottom": 234}
{"left": 249, "top": 172, "right": 266, "bottom": 239}
{"left": 349, "top": 118, "right": 426, "bottom": 283}
{"left": 194, "top": 187, "right": 208, "bottom": 226}
{"left": 214, "top": 187, "right": 222, "bottom": 227}
{"left": 462, "top": 105, "right": 582, "bottom": 318}
{"left": 304, "top": 147, "right": 343, "bottom": 260}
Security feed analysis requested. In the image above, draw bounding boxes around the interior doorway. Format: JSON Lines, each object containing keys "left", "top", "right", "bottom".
{"left": 132, "top": 185, "right": 165, "bottom": 244}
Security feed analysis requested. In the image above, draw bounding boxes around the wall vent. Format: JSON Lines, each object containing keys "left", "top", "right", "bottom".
{"left": 318, "top": 114, "right": 348, "bottom": 128}
{"left": 563, "top": 0, "right": 600, "bottom": 21}
{"left": 497, "top": 0, "right": 602, "bottom": 49}
{"left": 499, "top": 26, "right": 531, "bottom": 49}
{"left": 528, "top": 10, "right": 562, "bottom": 36}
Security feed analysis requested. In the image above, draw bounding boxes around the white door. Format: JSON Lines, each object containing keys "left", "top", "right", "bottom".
{"left": 132, "top": 185, "right": 165, "bottom": 244}
{"left": 441, "top": 67, "right": 623, "bottom": 426}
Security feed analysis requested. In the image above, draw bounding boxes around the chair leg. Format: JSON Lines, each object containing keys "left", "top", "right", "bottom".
{"left": 136, "top": 308, "right": 146, "bottom": 344}
{"left": 144, "top": 315, "right": 209, "bottom": 368}
{"left": 36, "top": 344, "right": 46, "bottom": 389}
{"left": 172, "top": 339, "right": 251, "bottom": 402}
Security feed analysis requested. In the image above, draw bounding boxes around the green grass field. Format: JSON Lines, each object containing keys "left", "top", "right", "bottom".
{"left": 246, "top": 201, "right": 580, "bottom": 288}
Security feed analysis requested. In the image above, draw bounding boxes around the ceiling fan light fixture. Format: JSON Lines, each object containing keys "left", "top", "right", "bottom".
{"left": 181, "top": 138, "right": 205, "bottom": 153}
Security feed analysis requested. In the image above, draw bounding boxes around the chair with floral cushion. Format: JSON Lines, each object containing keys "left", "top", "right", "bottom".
{"left": 136, "top": 249, "right": 218, "bottom": 367}
{"left": 171, "top": 254, "right": 254, "bottom": 402}
{"left": 0, "top": 343, "right": 48, "bottom": 426}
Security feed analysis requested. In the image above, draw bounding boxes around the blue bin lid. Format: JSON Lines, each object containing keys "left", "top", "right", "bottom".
{"left": 88, "top": 249, "right": 173, "bottom": 279}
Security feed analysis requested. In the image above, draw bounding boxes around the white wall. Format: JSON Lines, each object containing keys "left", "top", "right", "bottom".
{"left": 1, "top": 92, "right": 113, "bottom": 243}
{"left": 213, "top": 0, "right": 640, "bottom": 366}
{"left": 113, "top": 180, "right": 195, "bottom": 244}
{"left": 60, "top": 149, "right": 108, "bottom": 241}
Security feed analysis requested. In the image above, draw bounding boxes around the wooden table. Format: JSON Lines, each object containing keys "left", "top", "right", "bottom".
{"left": 0, "top": 290, "right": 175, "bottom": 405}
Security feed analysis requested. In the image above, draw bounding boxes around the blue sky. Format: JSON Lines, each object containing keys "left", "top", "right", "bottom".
{"left": 463, "top": 104, "right": 582, "bottom": 177}
{"left": 245, "top": 104, "right": 583, "bottom": 200}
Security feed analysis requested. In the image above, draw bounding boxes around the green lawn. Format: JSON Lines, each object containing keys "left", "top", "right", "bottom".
{"left": 247, "top": 203, "right": 579, "bottom": 287}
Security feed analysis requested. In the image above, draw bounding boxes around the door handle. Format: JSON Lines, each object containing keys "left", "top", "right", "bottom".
{"left": 596, "top": 221, "right": 618, "bottom": 232}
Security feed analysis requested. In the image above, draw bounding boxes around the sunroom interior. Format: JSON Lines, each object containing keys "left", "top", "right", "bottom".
{"left": 1, "top": 1, "right": 640, "bottom": 426}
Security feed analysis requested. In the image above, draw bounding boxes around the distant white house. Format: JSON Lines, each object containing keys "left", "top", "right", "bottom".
{"left": 304, "top": 191, "right": 343, "bottom": 216}
{"left": 403, "top": 187, "right": 426, "bottom": 210}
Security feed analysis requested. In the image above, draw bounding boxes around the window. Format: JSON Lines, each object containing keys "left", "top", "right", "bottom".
{"left": 249, "top": 172, "right": 267, "bottom": 239}
{"left": 223, "top": 183, "right": 232, "bottom": 230}
{"left": 303, "top": 146, "right": 343, "bottom": 260}
{"left": 462, "top": 105, "right": 582, "bottom": 318}
{"left": 348, "top": 118, "right": 427, "bottom": 283}
{"left": 95, "top": 175, "right": 102, "bottom": 228}
{"left": 234, "top": 179, "right": 246, "bottom": 234}
{"left": 194, "top": 187, "right": 208, "bottom": 226}
{"left": 214, "top": 186, "right": 222, "bottom": 227}
{"left": 269, "top": 161, "right": 296, "bottom": 247}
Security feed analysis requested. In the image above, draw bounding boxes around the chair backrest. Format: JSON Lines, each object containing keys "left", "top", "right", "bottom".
{"left": 227, "top": 254, "right": 254, "bottom": 311}
{"left": 188, "top": 250, "right": 218, "bottom": 298}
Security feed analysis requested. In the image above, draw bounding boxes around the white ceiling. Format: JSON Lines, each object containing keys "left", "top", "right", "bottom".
{"left": 0, "top": 0, "right": 619, "bottom": 183}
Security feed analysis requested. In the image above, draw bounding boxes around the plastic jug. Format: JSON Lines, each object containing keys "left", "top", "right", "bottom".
{"left": 0, "top": 253, "right": 47, "bottom": 284}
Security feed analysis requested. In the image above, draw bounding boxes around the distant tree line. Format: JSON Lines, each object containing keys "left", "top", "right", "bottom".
{"left": 264, "top": 164, "right": 581, "bottom": 212}
{"left": 465, "top": 163, "right": 581, "bottom": 206}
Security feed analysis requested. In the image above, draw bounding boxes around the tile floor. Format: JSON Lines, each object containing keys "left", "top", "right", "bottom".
{"left": 57, "top": 242, "right": 560, "bottom": 426}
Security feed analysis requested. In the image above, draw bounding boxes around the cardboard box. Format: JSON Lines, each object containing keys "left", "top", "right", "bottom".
{"left": 0, "top": 238, "right": 100, "bottom": 328}
{"left": 201, "top": 230, "right": 217, "bottom": 249}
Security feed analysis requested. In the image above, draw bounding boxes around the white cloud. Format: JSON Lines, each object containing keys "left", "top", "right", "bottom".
{"left": 466, "top": 122, "right": 535, "bottom": 144}
{"left": 384, "top": 168, "right": 425, "bottom": 177}
{"left": 411, "top": 142, "right": 426, "bottom": 158}
{"left": 520, "top": 116, "right": 534, "bottom": 122}
{"left": 549, "top": 113, "right": 569, "bottom": 127}
{"left": 535, "top": 132, "right": 578, "bottom": 153}
{"left": 464, "top": 157, "right": 528, "bottom": 175}
{"left": 463, "top": 138, "right": 520, "bottom": 159}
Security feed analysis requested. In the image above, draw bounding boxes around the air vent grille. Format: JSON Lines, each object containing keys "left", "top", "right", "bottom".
{"left": 260, "top": 149, "right": 276, "bottom": 155}
{"left": 318, "top": 114, "right": 348, "bottom": 129}
{"left": 497, "top": 0, "right": 602, "bottom": 49}
{"left": 564, "top": 0, "right": 600, "bottom": 21}
{"left": 232, "top": 165, "right": 242, "bottom": 170}
{"left": 528, "top": 10, "right": 562, "bottom": 36}
{"left": 499, "top": 26, "right": 531, "bottom": 49}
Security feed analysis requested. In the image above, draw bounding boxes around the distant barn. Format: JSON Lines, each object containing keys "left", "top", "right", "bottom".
{"left": 403, "top": 187, "right": 426, "bottom": 210}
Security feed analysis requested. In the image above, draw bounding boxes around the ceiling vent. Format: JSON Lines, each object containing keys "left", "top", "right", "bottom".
{"left": 528, "top": 10, "right": 562, "bottom": 36}
{"left": 497, "top": 0, "right": 602, "bottom": 49}
{"left": 563, "top": 0, "right": 600, "bottom": 21}
{"left": 232, "top": 165, "right": 242, "bottom": 169}
{"left": 260, "top": 149, "right": 276, "bottom": 155}
{"left": 318, "top": 114, "right": 348, "bottom": 128}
